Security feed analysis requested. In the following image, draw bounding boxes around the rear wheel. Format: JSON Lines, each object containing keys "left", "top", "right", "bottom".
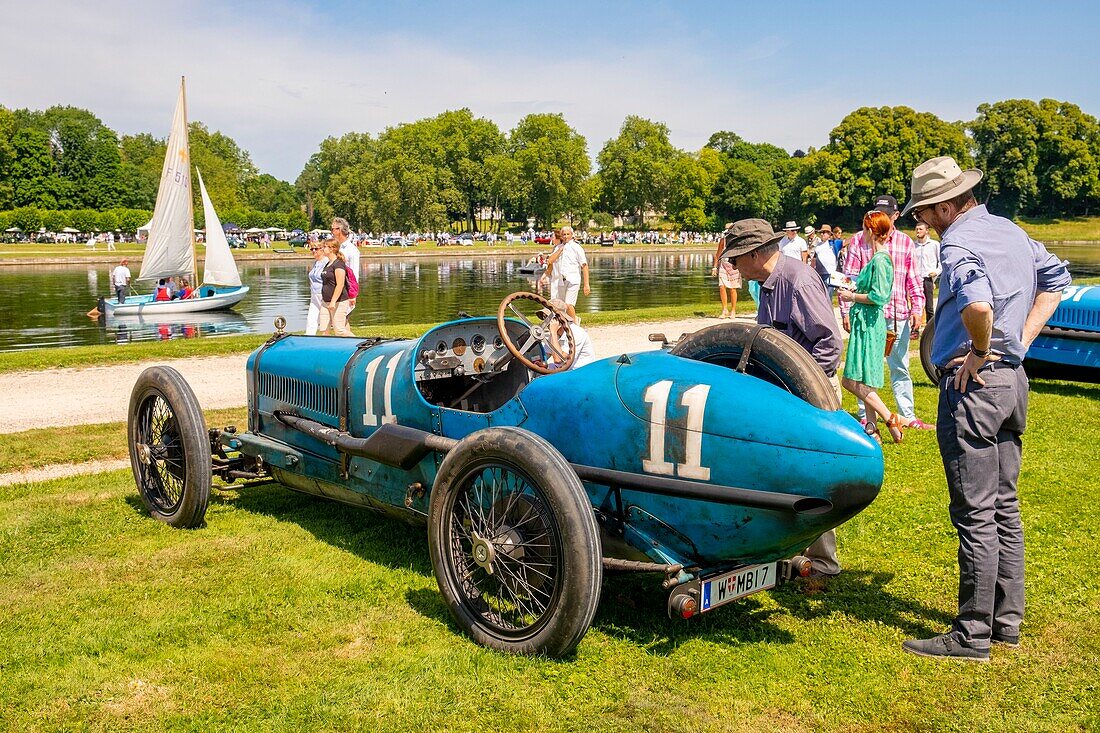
{"left": 127, "top": 366, "right": 211, "bottom": 528}
{"left": 428, "top": 427, "right": 601, "bottom": 657}
{"left": 670, "top": 321, "right": 839, "bottom": 410}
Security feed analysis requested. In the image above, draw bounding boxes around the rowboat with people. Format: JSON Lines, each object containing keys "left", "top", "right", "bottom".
{"left": 518, "top": 252, "right": 548, "bottom": 276}
{"left": 97, "top": 78, "right": 248, "bottom": 317}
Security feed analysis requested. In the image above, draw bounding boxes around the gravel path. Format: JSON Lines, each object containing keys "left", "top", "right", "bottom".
{"left": 0, "top": 316, "right": 725, "bottom": 434}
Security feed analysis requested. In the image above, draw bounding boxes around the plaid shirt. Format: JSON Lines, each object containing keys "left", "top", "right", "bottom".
{"left": 839, "top": 228, "right": 925, "bottom": 322}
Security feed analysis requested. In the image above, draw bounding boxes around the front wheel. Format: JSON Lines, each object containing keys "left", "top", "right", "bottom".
{"left": 127, "top": 366, "right": 211, "bottom": 528}
{"left": 428, "top": 428, "right": 602, "bottom": 657}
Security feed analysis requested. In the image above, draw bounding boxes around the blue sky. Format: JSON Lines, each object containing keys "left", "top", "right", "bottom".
{"left": 2, "top": 0, "right": 1097, "bottom": 181}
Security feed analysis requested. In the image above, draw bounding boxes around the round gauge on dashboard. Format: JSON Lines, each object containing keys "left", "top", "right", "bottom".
{"left": 494, "top": 336, "right": 505, "bottom": 350}
{"left": 452, "top": 337, "right": 467, "bottom": 356}
{"left": 437, "top": 341, "right": 448, "bottom": 354}
{"left": 471, "top": 334, "right": 486, "bottom": 354}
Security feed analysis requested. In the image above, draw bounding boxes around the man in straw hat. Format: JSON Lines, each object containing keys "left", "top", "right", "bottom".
{"left": 723, "top": 218, "right": 845, "bottom": 577}
{"left": 900, "top": 156, "right": 1070, "bottom": 662}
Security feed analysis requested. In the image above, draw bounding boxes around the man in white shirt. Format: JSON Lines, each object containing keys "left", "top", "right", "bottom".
{"left": 546, "top": 226, "right": 590, "bottom": 306}
{"left": 913, "top": 222, "right": 941, "bottom": 320}
{"left": 110, "top": 258, "right": 132, "bottom": 303}
{"left": 812, "top": 226, "right": 840, "bottom": 300}
{"left": 778, "top": 221, "right": 807, "bottom": 263}
{"left": 332, "top": 217, "right": 360, "bottom": 309}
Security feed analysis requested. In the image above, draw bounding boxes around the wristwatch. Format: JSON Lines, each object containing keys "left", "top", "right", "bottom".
{"left": 969, "top": 342, "right": 991, "bottom": 358}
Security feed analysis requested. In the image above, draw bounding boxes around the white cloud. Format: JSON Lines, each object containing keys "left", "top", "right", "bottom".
{"left": 0, "top": 0, "right": 867, "bottom": 180}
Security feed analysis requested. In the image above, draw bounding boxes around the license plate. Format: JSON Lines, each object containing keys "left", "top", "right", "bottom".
{"left": 699, "top": 562, "right": 777, "bottom": 612}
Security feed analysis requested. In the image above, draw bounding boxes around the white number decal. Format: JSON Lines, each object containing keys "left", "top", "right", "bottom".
{"left": 642, "top": 381, "right": 711, "bottom": 480}
{"left": 678, "top": 384, "right": 711, "bottom": 480}
{"left": 362, "top": 352, "right": 402, "bottom": 427}
{"left": 642, "top": 381, "right": 675, "bottom": 475}
{"left": 381, "top": 352, "right": 401, "bottom": 424}
{"left": 362, "top": 355, "right": 384, "bottom": 426}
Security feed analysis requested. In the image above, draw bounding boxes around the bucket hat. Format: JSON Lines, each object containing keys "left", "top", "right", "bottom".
{"left": 719, "top": 219, "right": 786, "bottom": 260}
{"left": 901, "top": 156, "right": 984, "bottom": 216}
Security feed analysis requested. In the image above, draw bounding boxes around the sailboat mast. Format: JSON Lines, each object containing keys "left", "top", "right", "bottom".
{"left": 181, "top": 76, "right": 198, "bottom": 283}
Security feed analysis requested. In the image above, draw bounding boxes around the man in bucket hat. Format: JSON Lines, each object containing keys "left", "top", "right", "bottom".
{"left": 723, "top": 219, "right": 845, "bottom": 577}
{"left": 900, "top": 156, "right": 1070, "bottom": 662}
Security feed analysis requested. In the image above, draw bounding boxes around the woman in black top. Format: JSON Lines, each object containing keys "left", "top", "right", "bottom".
{"left": 318, "top": 242, "right": 353, "bottom": 336}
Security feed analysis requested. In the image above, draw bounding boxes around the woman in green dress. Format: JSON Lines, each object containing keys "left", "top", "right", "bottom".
{"left": 839, "top": 210, "right": 905, "bottom": 443}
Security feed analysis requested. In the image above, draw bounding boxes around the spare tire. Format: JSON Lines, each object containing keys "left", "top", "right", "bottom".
{"left": 669, "top": 322, "right": 839, "bottom": 410}
{"left": 918, "top": 319, "right": 938, "bottom": 385}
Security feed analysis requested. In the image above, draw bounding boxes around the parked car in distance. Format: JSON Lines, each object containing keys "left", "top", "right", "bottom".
{"left": 288, "top": 236, "right": 308, "bottom": 247}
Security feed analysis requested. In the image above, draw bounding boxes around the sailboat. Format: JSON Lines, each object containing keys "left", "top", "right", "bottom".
{"left": 100, "top": 77, "right": 249, "bottom": 316}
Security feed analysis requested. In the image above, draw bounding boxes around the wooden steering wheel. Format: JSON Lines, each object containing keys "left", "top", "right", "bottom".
{"left": 496, "top": 292, "right": 576, "bottom": 375}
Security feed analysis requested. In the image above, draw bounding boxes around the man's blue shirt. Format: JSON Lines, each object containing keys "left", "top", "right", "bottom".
{"left": 932, "top": 205, "right": 1071, "bottom": 367}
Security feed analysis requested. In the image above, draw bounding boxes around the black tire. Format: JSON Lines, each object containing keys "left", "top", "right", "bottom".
{"left": 428, "top": 427, "right": 602, "bottom": 657}
{"left": 670, "top": 322, "right": 840, "bottom": 410}
{"left": 919, "top": 319, "right": 938, "bottom": 385}
{"left": 127, "top": 366, "right": 211, "bottom": 529}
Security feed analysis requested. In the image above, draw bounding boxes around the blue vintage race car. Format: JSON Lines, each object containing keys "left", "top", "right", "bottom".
{"left": 127, "top": 292, "right": 884, "bottom": 657}
{"left": 920, "top": 283, "right": 1100, "bottom": 384}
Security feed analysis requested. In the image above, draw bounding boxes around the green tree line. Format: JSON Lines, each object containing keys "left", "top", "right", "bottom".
{"left": 0, "top": 105, "right": 303, "bottom": 231}
{"left": 3, "top": 98, "right": 1099, "bottom": 234}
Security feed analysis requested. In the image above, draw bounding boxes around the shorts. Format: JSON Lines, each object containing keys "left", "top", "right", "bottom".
{"left": 718, "top": 265, "right": 741, "bottom": 289}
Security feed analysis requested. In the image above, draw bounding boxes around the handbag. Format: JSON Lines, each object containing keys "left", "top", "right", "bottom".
{"left": 884, "top": 316, "right": 898, "bottom": 357}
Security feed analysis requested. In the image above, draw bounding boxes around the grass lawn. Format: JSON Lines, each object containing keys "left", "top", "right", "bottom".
{"left": 0, "top": 408, "right": 248, "bottom": 474}
{"left": 1, "top": 368, "right": 1097, "bottom": 731}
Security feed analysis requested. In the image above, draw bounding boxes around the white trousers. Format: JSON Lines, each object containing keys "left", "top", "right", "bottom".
{"left": 553, "top": 278, "right": 580, "bottom": 306}
{"left": 306, "top": 296, "right": 322, "bottom": 335}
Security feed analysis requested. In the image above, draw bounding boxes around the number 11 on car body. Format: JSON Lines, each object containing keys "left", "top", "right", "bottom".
{"left": 642, "top": 380, "right": 711, "bottom": 481}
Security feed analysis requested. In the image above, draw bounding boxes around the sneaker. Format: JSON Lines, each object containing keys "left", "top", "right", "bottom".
{"left": 992, "top": 632, "right": 1020, "bottom": 648}
{"left": 904, "top": 418, "right": 936, "bottom": 430}
{"left": 902, "top": 633, "right": 989, "bottom": 662}
{"left": 719, "top": 309, "right": 730, "bottom": 319}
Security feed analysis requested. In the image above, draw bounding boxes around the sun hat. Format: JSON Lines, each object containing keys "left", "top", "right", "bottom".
{"left": 803, "top": 225, "right": 815, "bottom": 235}
{"left": 900, "top": 156, "right": 984, "bottom": 216}
{"left": 719, "top": 218, "right": 786, "bottom": 260}
{"left": 872, "top": 194, "right": 899, "bottom": 215}
{"left": 536, "top": 298, "right": 576, "bottom": 322}
{"left": 783, "top": 220, "right": 798, "bottom": 231}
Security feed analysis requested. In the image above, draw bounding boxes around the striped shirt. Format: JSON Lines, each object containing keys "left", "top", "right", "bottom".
{"left": 839, "top": 228, "right": 925, "bottom": 322}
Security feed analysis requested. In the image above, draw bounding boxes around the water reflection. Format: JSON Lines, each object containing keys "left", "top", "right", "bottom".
{"left": 0, "top": 244, "right": 1095, "bottom": 352}
{"left": 104, "top": 311, "right": 250, "bottom": 344}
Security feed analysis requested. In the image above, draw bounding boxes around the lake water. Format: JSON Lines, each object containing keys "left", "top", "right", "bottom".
{"left": 1, "top": 244, "right": 1097, "bottom": 352}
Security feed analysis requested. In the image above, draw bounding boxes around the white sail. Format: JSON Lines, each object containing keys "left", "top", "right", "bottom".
{"left": 138, "top": 78, "right": 195, "bottom": 282}
{"left": 197, "top": 170, "right": 242, "bottom": 287}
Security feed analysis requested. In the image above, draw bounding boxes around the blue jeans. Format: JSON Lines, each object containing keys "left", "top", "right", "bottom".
{"left": 856, "top": 316, "right": 916, "bottom": 421}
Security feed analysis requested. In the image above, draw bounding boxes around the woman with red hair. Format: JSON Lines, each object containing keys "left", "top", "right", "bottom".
{"left": 839, "top": 210, "right": 903, "bottom": 443}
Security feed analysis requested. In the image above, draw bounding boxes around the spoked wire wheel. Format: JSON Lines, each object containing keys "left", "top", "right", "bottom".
{"left": 429, "top": 428, "right": 601, "bottom": 657}
{"left": 445, "top": 461, "right": 563, "bottom": 638}
{"left": 127, "top": 366, "right": 211, "bottom": 528}
{"left": 133, "top": 392, "right": 187, "bottom": 514}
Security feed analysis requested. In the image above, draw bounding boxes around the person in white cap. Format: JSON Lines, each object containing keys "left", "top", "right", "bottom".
{"left": 899, "top": 156, "right": 1070, "bottom": 662}
{"left": 777, "top": 220, "right": 808, "bottom": 263}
